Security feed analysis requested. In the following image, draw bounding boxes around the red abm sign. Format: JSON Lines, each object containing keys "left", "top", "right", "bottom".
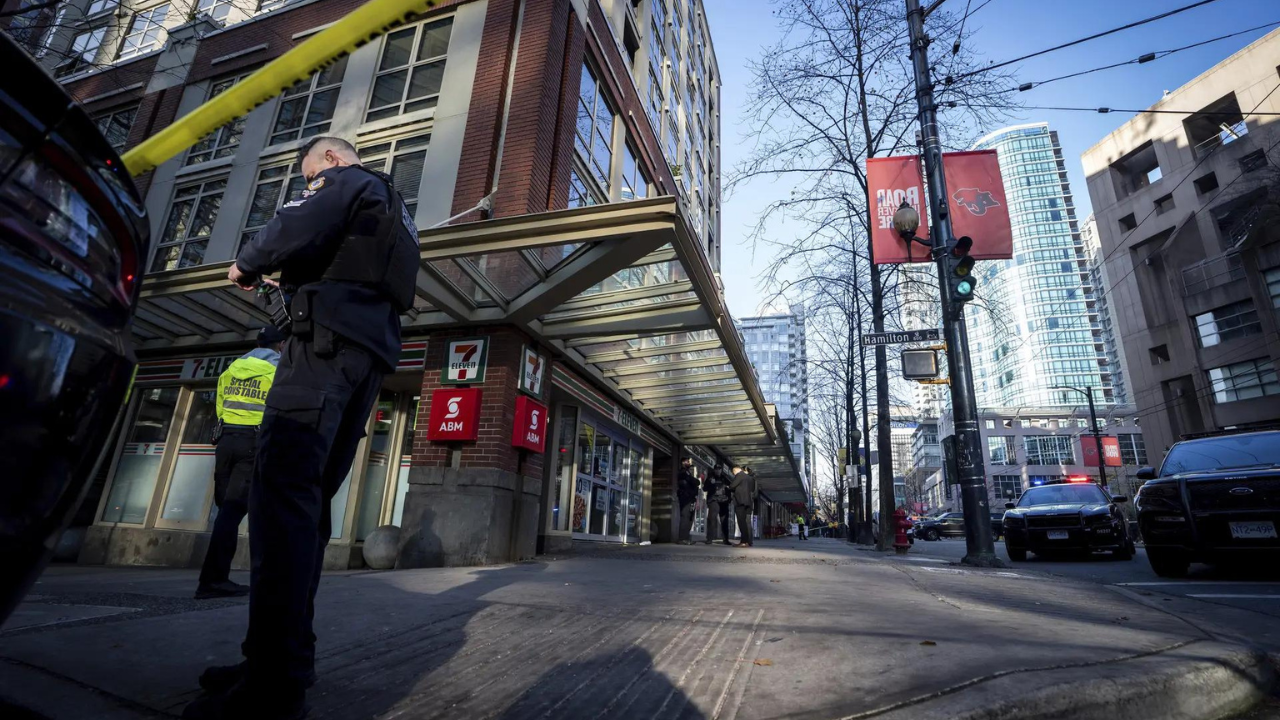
{"left": 511, "top": 395, "right": 548, "bottom": 452}
{"left": 426, "top": 388, "right": 482, "bottom": 442}
{"left": 1080, "top": 436, "right": 1124, "bottom": 468}
{"left": 868, "top": 155, "right": 929, "bottom": 265}
{"left": 943, "top": 150, "right": 1012, "bottom": 260}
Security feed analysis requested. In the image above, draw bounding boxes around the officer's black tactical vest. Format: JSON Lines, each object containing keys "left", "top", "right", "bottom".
{"left": 321, "top": 167, "right": 420, "bottom": 313}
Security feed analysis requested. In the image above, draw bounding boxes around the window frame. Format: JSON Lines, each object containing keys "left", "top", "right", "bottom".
{"left": 150, "top": 176, "right": 228, "bottom": 273}
{"left": 185, "top": 74, "right": 252, "bottom": 166}
{"left": 365, "top": 15, "right": 455, "bottom": 122}
{"left": 1194, "top": 299, "right": 1262, "bottom": 348}
{"left": 1208, "top": 358, "right": 1280, "bottom": 404}
{"left": 94, "top": 104, "right": 138, "bottom": 151}
{"left": 358, "top": 133, "right": 433, "bottom": 216}
{"left": 117, "top": 3, "right": 170, "bottom": 60}
{"left": 1023, "top": 435, "right": 1075, "bottom": 466}
{"left": 269, "top": 55, "right": 349, "bottom": 146}
{"left": 239, "top": 161, "right": 307, "bottom": 255}
{"left": 574, "top": 62, "right": 617, "bottom": 197}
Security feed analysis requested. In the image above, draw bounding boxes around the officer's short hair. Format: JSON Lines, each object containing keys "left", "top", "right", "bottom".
{"left": 299, "top": 136, "right": 358, "bottom": 166}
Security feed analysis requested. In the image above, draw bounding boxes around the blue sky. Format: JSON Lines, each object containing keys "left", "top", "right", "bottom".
{"left": 703, "top": 0, "right": 1278, "bottom": 319}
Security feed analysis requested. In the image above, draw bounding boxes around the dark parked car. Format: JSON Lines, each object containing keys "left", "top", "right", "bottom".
{"left": 0, "top": 34, "right": 149, "bottom": 625}
{"left": 1135, "top": 430, "right": 1280, "bottom": 578}
{"left": 914, "top": 512, "right": 1003, "bottom": 541}
{"left": 1002, "top": 481, "right": 1135, "bottom": 562}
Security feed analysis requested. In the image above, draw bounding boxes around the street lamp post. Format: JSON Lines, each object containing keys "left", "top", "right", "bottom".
{"left": 1053, "top": 385, "right": 1107, "bottom": 489}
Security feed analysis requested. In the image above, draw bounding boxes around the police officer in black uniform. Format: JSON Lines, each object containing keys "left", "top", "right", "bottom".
{"left": 184, "top": 137, "right": 420, "bottom": 720}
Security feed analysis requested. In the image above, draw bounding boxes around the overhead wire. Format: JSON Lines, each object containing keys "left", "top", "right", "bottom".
{"left": 946, "top": 0, "right": 1227, "bottom": 83}
{"left": 1013, "top": 20, "right": 1280, "bottom": 92}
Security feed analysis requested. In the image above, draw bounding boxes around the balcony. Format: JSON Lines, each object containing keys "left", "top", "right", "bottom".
{"left": 1182, "top": 251, "right": 1245, "bottom": 296}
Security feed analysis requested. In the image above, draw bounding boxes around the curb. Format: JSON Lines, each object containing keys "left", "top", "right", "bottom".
{"left": 868, "top": 640, "right": 1276, "bottom": 720}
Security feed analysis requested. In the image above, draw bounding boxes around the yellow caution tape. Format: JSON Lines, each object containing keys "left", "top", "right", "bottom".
{"left": 122, "top": 0, "right": 438, "bottom": 177}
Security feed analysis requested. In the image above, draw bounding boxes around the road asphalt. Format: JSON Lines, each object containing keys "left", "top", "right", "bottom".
{"left": 0, "top": 537, "right": 1275, "bottom": 719}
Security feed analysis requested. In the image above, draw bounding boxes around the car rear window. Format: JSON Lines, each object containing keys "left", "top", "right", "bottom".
{"left": 1161, "top": 433, "right": 1280, "bottom": 476}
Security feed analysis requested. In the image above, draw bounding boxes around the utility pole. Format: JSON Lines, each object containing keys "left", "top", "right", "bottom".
{"left": 904, "top": 0, "right": 999, "bottom": 566}
{"left": 1054, "top": 386, "right": 1107, "bottom": 489}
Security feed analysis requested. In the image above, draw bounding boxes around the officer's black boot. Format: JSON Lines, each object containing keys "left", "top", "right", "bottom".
{"left": 200, "top": 662, "right": 316, "bottom": 694}
{"left": 182, "top": 678, "right": 306, "bottom": 720}
{"left": 195, "top": 580, "right": 250, "bottom": 600}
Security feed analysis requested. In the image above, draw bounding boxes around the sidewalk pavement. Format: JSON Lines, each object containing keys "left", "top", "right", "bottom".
{"left": 1, "top": 538, "right": 1275, "bottom": 719}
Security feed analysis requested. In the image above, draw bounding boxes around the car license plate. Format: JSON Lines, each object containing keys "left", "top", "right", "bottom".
{"left": 1046, "top": 530, "right": 1069, "bottom": 540}
{"left": 1229, "top": 521, "right": 1277, "bottom": 539}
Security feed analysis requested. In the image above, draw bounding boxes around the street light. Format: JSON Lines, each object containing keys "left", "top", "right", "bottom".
{"left": 1051, "top": 385, "right": 1108, "bottom": 490}
{"left": 893, "top": 200, "right": 921, "bottom": 239}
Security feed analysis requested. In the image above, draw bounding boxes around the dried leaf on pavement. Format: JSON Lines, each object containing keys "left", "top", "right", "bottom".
{"left": 754, "top": 659, "right": 774, "bottom": 666}
{"left": 919, "top": 640, "right": 937, "bottom": 646}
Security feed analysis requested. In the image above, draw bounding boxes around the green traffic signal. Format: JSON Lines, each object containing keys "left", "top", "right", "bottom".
{"left": 949, "top": 236, "right": 976, "bottom": 303}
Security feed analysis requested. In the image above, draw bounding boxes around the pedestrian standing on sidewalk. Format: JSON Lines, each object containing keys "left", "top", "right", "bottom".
{"left": 677, "top": 458, "right": 700, "bottom": 545}
{"left": 195, "top": 327, "right": 284, "bottom": 601}
{"left": 703, "top": 465, "right": 730, "bottom": 545}
{"left": 796, "top": 513, "right": 807, "bottom": 541}
{"left": 730, "top": 465, "right": 754, "bottom": 547}
{"left": 184, "top": 137, "right": 419, "bottom": 720}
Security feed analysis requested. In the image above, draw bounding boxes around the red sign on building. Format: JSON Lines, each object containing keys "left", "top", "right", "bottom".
{"left": 426, "top": 388, "right": 482, "bottom": 441}
{"left": 511, "top": 395, "right": 548, "bottom": 452}
{"left": 1081, "top": 436, "right": 1123, "bottom": 467}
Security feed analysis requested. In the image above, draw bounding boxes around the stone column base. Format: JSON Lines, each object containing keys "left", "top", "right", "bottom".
{"left": 397, "top": 466, "right": 541, "bottom": 568}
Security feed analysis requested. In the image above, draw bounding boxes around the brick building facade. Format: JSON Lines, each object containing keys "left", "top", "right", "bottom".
{"left": 10, "top": 0, "right": 804, "bottom": 569}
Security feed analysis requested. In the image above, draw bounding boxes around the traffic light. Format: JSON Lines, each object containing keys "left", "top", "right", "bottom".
{"left": 947, "top": 236, "right": 977, "bottom": 304}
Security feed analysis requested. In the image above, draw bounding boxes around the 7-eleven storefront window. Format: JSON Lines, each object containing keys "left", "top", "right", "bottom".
{"left": 101, "top": 387, "right": 180, "bottom": 524}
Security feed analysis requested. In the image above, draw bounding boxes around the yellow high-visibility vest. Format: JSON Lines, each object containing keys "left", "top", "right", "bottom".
{"left": 217, "top": 355, "right": 277, "bottom": 427}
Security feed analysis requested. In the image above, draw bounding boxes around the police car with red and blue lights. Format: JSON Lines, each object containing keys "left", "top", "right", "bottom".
{"left": 1001, "top": 477, "right": 1136, "bottom": 562}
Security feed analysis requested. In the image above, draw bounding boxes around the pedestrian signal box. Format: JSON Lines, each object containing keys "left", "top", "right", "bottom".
{"left": 902, "top": 348, "right": 940, "bottom": 380}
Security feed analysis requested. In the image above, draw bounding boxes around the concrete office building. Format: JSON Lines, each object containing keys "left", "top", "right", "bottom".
{"left": 1082, "top": 214, "right": 1131, "bottom": 404}
{"left": 903, "top": 421, "right": 940, "bottom": 513}
{"left": 739, "top": 309, "right": 810, "bottom": 490}
{"left": 969, "top": 123, "right": 1116, "bottom": 410}
{"left": 936, "top": 406, "right": 1147, "bottom": 512}
{"left": 1082, "top": 28, "right": 1280, "bottom": 455}
{"left": 7, "top": 0, "right": 805, "bottom": 569}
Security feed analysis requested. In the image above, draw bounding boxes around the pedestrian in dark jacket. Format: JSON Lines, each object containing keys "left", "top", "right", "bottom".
{"left": 729, "top": 465, "right": 755, "bottom": 547}
{"left": 676, "top": 458, "right": 700, "bottom": 545}
{"left": 703, "top": 467, "right": 731, "bottom": 545}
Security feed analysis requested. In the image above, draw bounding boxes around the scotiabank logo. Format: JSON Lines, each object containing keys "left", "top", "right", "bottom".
{"left": 444, "top": 396, "right": 463, "bottom": 419}
{"left": 427, "top": 388, "right": 481, "bottom": 441}
{"left": 952, "top": 187, "right": 1001, "bottom": 216}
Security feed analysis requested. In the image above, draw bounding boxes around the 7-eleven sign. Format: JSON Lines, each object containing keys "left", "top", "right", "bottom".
{"left": 443, "top": 337, "right": 489, "bottom": 384}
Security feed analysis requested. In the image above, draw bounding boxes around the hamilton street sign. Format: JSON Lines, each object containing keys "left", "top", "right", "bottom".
{"left": 860, "top": 329, "right": 941, "bottom": 346}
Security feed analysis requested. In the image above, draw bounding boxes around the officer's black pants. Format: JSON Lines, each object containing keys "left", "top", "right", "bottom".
{"left": 678, "top": 502, "right": 695, "bottom": 542}
{"left": 799, "top": 524, "right": 807, "bottom": 540}
{"left": 705, "top": 500, "right": 722, "bottom": 542}
{"left": 244, "top": 338, "right": 383, "bottom": 690}
{"left": 199, "top": 429, "right": 255, "bottom": 585}
{"left": 735, "top": 505, "right": 753, "bottom": 546}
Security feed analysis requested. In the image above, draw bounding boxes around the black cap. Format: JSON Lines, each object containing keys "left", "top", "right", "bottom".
{"left": 257, "top": 326, "right": 287, "bottom": 347}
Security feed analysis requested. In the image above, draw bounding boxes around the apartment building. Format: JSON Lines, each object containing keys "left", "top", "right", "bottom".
{"left": 3, "top": 0, "right": 805, "bottom": 568}
{"left": 739, "top": 308, "right": 811, "bottom": 490}
{"left": 1082, "top": 28, "right": 1280, "bottom": 457}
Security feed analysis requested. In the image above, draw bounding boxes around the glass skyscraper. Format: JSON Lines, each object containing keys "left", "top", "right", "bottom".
{"left": 967, "top": 123, "right": 1114, "bottom": 409}
{"left": 739, "top": 310, "right": 810, "bottom": 486}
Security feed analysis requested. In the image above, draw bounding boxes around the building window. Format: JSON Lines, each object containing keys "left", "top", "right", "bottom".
{"left": 575, "top": 64, "right": 616, "bottom": 193}
{"left": 1265, "top": 267, "right": 1280, "bottom": 310}
{"left": 1019, "top": 419, "right": 1031, "bottom": 429}
{"left": 1208, "top": 358, "right": 1280, "bottom": 404}
{"left": 367, "top": 17, "right": 453, "bottom": 122}
{"left": 1194, "top": 300, "right": 1261, "bottom": 348}
{"left": 992, "top": 475, "right": 1023, "bottom": 500}
{"left": 1117, "top": 434, "right": 1147, "bottom": 466}
{"left": 151, "top": 178, "right": 227, "bottom": 272}
{"left": 87, "top": 0, "right": 118, "bottom": 14}
{"left": 359, "top": 135, "right": 431, "bottom": 214}
{"left": 1239, "top": 150, "right": 1267, "bottom": 173}
{"left": 101, "top": 387, "right": 181, "bottom": 524}
{"left": 118, "top": 4, "right": 170, "bottom": 59}
{"left": 186, "top": 76, "right": 247, "bottom": 165}
{"left": 55, "top": 27, "right": 107, "bottom": 77}
{"left": 195, "top": 0, "right": 234, "bottom": 23}
{"left": 987, "top": 436, "right": 1016, "bottom": 465}
{"left": 1024, "top": 435, "right": 1074, "bottom": 465}
{"left": 567, "top": 169, "right": 602, "bottom": 209}
{"left": 1109, "top": 141, "right": 1160, "bottom": 200}
{"left": 665, "top": 112, "right": 678, "bottom": 163}
{"left": 646, "top": 67, "right": 663, "bottom": 129}
{"left": 271, "top": 56, "right": 348, "bottom": 145}
{"left": 985, "top": 420, "right": 995, "bottom": 430}
{"left": 620, "top": 143, "right": 649, "bottom": 201}
{"left": 240, "top": 163, "right": 306, "bottom": 253}
{"left": 94, "top": 106, "right": 137, "bottom": 151}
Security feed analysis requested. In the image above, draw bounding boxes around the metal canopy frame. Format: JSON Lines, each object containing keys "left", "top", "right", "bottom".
{"left": 131, "top": 196, "right": 804, "bottom": 501}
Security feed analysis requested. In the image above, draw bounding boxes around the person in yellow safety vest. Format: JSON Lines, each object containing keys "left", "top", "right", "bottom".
{"left": 795, "top": 513, "right": 807, "bottom": 541}
{"left": 195, "top": 326, "right": 285, "bottom": 600}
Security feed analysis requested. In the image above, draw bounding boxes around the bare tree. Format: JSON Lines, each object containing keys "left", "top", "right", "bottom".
{"left": 730, "top": 0, "right": 1015, "bottom": 548}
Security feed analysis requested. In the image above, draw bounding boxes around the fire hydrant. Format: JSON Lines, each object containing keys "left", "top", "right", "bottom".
{"left": 893, "top": 508, "right": 911, "bottom": 555}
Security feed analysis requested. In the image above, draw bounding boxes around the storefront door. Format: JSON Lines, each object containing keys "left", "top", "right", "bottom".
{"left": 570, "top": 415, "right": 648, "bottom": 543}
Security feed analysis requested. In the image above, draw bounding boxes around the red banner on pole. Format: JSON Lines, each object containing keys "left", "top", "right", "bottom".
{"left": 943, "top": 150, "right": 1013, "bottom": 260}
{"left": 868, "top": 155, "right": 928, "bottom": 265}
{"left": 1081, "top": 436, "right": 1124, "bottom": 468}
